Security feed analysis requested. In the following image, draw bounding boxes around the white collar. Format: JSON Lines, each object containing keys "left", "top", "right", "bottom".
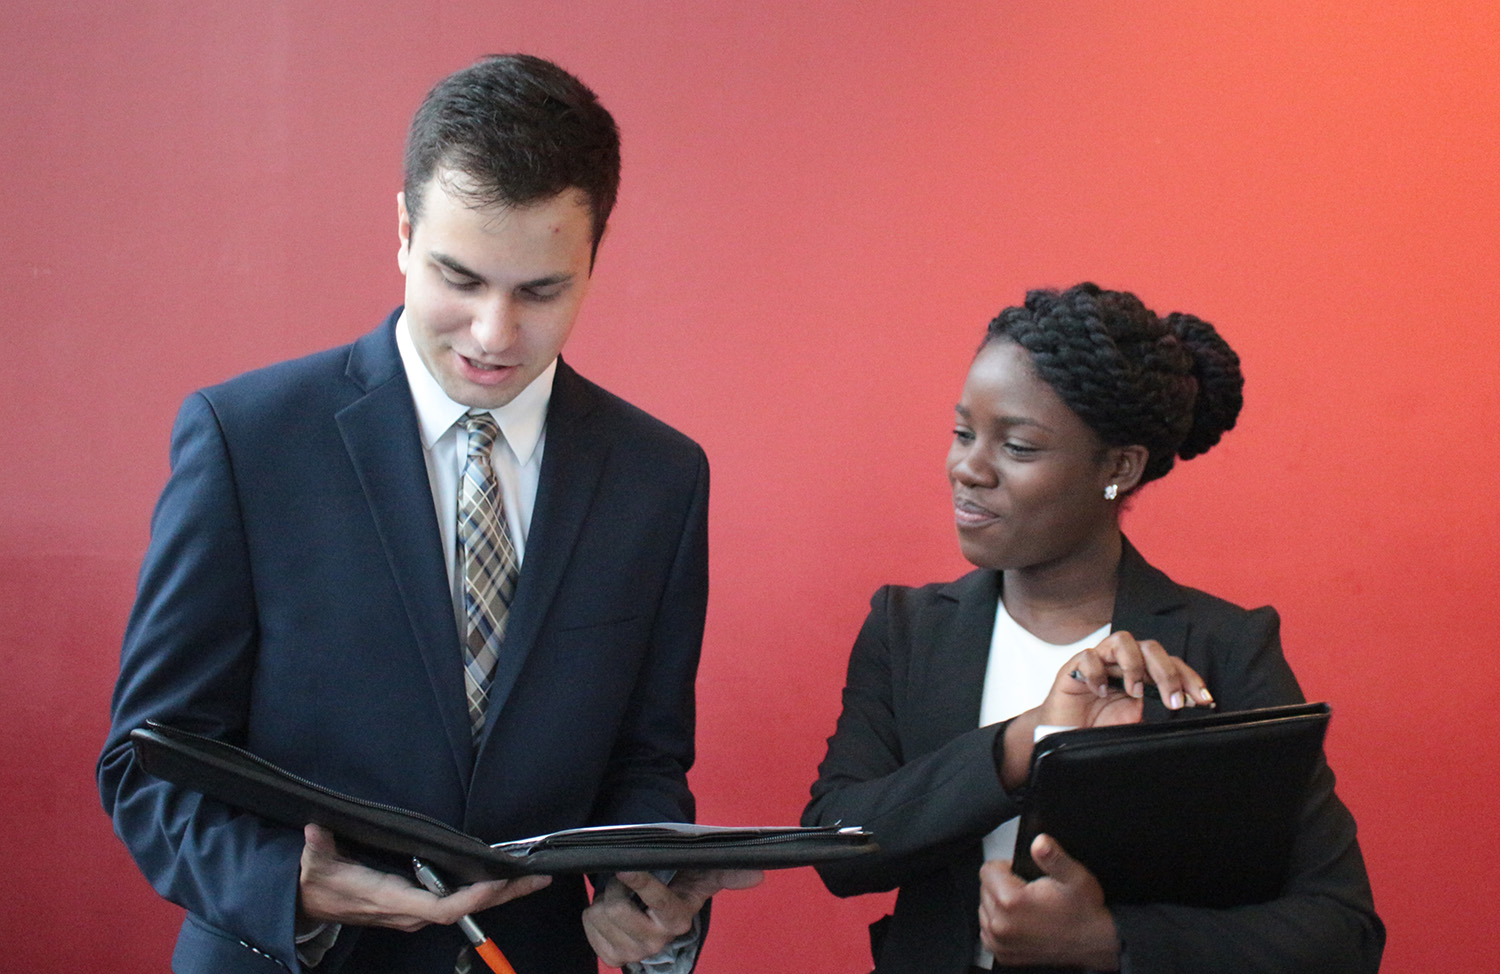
{"left": 394, "top": 310, "right": 554, "bottom": 464}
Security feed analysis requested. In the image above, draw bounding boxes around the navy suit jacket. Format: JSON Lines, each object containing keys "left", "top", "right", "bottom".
{"left": 100, "top": 310, "right": 709, "bottom": 974}
{"left": 804, "top": 539, "right": 1383, "bottom": 974}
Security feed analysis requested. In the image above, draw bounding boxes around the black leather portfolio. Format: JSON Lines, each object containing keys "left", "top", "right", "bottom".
{"left": 131, "top": 722, "right": 874, "bottom": 883}
{"left": 1011, "top": 701, "right": 1331, "bottom": 907}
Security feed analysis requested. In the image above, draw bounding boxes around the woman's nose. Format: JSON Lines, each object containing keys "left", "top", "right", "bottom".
{"left": 948, "top": 445, "right": 995, "bottom": 488}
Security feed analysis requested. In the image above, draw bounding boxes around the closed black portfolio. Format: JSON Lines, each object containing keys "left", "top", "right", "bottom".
{"left": 131, "top": 722, "right": 873, "bottom": 884}
{"left": 1011, "top": 702, "right": 1331, "bottom": 907}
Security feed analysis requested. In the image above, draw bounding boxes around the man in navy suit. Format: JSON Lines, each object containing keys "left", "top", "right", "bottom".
{"left": 99, "top": 54, "right": 756, "bottom": 974}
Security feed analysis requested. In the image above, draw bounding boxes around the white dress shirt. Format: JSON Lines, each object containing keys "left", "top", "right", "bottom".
{"left": 974, "top": 600, "right": 1108, "bottom": 969}
{"left": 395, "top": 312, "right": 553, "bottom": 635}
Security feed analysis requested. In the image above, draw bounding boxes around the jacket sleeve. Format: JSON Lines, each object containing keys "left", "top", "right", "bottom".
{"left": 803, "top": 587, "right": 1019, "bottom": 896}
{"left": 97, "top": 392, "right": 306, "bottom": 971}
{"left": 1112, "top": 606, "right": 1386, "bottom": 974}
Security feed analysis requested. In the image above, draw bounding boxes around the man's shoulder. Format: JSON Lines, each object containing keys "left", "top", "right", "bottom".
{"left": 555, "top": 361, "right": 704, "bottom": 462}
{"left": 203, "top": 343, "right": 352, "bottom": 399}
{"left": 195, "top": 315, "right": 399, "bottom": 415}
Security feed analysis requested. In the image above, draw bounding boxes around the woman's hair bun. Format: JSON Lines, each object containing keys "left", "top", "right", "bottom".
{"left": 983, "top": 283, "right": 1244, "bottom": 487}
{"left": 1164, "top": 311, "right": 1244, "bottom": 461}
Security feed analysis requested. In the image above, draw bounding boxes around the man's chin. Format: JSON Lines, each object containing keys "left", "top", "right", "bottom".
{"left": 441, "top": 373, "right": 526, "bottom": 411}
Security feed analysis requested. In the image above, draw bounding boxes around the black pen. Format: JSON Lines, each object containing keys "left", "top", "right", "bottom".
{"left": 1068, "top": 670, "right": 1215, "bottom": 708}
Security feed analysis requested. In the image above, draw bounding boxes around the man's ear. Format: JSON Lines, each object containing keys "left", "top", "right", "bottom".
{"left": 1108, "top": 445, "right": 1149, "bottom": 495}
{"left": 396, "top": 191, "right": 412, "bottom": 275}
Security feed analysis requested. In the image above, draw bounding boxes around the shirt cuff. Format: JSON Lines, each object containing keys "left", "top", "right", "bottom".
{"left": 295, "top": 921, "right": 341, "bottom": 967}
{"left": 624, "top": 913, "right": 703, "bottom": 974}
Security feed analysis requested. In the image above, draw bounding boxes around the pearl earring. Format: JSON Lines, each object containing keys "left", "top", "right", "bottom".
{"left": 1104, "top": 484, "right": 1119, "bottom": 500}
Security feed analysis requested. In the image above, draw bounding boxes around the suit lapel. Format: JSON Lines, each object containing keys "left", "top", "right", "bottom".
{"left": 1112, "top": 537, "right": 1191, "bottom": 721}
{"left": 337, "top": 317, "right": 474, "bottom": 784}
{"left": 922, "top": 541, "right": 1187, "bottom": 741}
{"left": 914, "top": 569, "right": 1003, "bottom": 755}
{"left": 476, "top": 359, "right": 608, "bottom": 742}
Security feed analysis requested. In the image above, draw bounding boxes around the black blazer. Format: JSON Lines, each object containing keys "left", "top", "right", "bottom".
{"left": 804, "top": 539, "right": 1383, "bottom": 974}
{"left": 99, "top": 310, "right": 710, "bottom": 974}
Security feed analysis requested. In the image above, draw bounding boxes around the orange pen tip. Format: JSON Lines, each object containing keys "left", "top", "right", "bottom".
{"left": 474, "top": 938, "right": 518, "bottom": 974}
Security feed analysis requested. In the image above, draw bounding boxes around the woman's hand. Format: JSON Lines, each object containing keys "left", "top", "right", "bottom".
{"left": 979, "top": 834, "right": 1121, "bottom": 970}
{"left": 999, "top": 632, "right": 1212, "bottom": 789}
{"left": 1041, "top": 630, "right": 1214, "bottom": 729}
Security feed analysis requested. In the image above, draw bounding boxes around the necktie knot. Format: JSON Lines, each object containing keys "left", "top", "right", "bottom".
{"left": 464, "top": 411, "right": 499, "bottom": 457}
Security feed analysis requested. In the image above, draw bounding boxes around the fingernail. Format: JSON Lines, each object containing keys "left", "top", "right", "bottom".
{"left": 1199, "top": 688, "right": 1214, "bottom": 703}
{"left": 1131, "top": 681, "right": 1144, "bottom": 698}
{"left": 1170, "top": 691, "right": 1184, "bottom": 709}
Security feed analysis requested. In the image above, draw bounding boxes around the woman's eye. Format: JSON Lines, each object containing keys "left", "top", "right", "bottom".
{"left": 952, "top": 427, "right": 974, "bottom": 443}
{"left": 1004, "top": 442, "right": 1038, "bottom": 457}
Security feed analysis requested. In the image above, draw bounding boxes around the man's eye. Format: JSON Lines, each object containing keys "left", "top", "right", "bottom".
{"left": 520, "top": 286, "right": 563, "bottom": 302}
{"left": 441, "top": 273, "right": 480, "bottom": 291}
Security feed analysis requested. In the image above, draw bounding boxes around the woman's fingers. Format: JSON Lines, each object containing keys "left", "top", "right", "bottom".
{"left": 1092, "top": 632, "right": 1150, "bottom": 698}
{"left": 1066, "top": 634, "right": 1216, "bottom": 711}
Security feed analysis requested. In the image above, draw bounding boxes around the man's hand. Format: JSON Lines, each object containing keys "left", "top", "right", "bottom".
{"left": 581, "top": 868, "right": 763, "bottom": 968}
{"left": 979, "top": 835, "right": 1120, "bottom": 970}
{"left": 297, "top": 824, "right": 551, "bottom": 931}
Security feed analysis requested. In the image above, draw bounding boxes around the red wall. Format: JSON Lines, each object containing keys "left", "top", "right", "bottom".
{"left": 4, "top": 2, "right": 1497, "bottom": 970}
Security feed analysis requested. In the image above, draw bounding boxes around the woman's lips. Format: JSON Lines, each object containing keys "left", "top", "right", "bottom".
{"left": 953, "top": 496, "right": 1001, "bottom": 528}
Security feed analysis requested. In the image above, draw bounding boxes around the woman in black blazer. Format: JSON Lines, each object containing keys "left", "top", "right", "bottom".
{"left": 803, "top": 283, "right": 1383, "bottom": 973}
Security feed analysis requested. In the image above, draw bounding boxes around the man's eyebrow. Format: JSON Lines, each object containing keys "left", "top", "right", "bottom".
{"left": 517, "top": 273, "right": 576, "bottom": 289}
{"left": 429, "top": 253, "right": 575, "bottom": 291}
{"left": 430, "top": 252, "right": 483, "bottom": 280}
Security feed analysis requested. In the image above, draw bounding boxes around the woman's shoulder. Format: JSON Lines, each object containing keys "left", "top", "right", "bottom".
{"left": 871, "top": 567, "right": 999, "bottom": 612}
{"left": 1171, "top": 577, "right": 1279, "bottom": 623}
{"left": 1120, "top": 540, "right": 1276, "bottom": 618}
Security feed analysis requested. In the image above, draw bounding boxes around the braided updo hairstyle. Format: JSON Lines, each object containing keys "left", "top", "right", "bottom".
{"left": 983, "top": 282, "right": 1244, "bottom": 489}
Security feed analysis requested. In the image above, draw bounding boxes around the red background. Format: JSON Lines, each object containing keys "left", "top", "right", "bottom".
{"left": 3, "top": 2, "right": 1497, "bottom": 971}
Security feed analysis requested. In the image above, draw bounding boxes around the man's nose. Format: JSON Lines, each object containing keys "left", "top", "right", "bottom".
{"left": 471, "top": 297, "right": 517, "bottom": 353}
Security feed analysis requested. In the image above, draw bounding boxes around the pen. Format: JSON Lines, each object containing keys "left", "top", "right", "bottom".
{"left": 1070, "top": 668, "right": 1160, "bottom": 701}
{"left": 1068, "top": 670, "right": 1216, "bottom": 708}
{"left": 412, "top": 858, "right": 518, "bottom": 974}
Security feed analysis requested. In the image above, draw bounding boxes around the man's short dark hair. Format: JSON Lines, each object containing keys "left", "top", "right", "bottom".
{"left": 403, "top": 54, "right": 621, "bottom": 258}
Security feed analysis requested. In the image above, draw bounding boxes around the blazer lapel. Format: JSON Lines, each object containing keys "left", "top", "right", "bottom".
{"left": 912, "top": 569, "right": 1003, "bottom": 755}
{"left": 476, "top": 358, "right": 608, "bottom": 740}
{"left": 336, "top": 318, "right": 474, "bottom": 784}
{"left": 1112, "top": 536, "right": 1191, "bottom": 721}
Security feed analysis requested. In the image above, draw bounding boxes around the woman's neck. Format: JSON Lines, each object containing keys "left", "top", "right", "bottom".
{"left": 1001, "top": 530, "right": 1123, "bottom": 645}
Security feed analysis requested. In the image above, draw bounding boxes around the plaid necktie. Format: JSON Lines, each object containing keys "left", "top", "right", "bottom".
{"left": 458, "top": 412, "right": 519, "bottom": 743}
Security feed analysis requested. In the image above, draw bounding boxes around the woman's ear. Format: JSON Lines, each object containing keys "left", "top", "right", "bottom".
{"left": 1107, "top": 445, "right": 1149, "bottom": 496}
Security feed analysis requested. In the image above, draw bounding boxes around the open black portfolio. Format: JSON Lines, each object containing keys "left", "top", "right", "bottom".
{"left": 131, "top": 722, "right": 874, "bottom": 884}
{"left": 1011, "top": 701, "right": 1331, "bottom": 908}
